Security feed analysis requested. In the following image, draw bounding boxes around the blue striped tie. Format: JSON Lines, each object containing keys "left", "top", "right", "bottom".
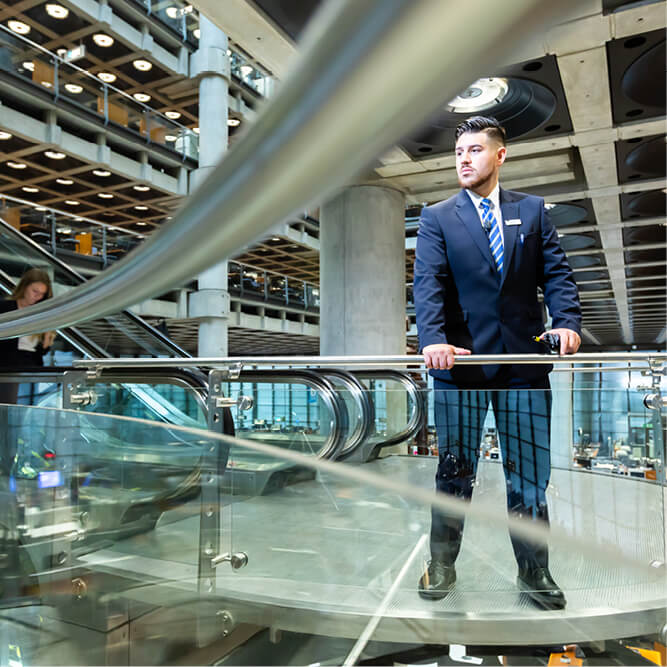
{"left": 480, "top": 198, "right": 503, "bottom": 275}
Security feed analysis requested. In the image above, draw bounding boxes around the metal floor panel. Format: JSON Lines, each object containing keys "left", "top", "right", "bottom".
{"left": 74, "top": 456, "right": 667, "bottom": 646}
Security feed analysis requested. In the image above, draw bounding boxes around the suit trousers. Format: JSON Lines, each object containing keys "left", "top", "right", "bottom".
{"left": 431, "top": 375, "right": 552, "bottom": 568}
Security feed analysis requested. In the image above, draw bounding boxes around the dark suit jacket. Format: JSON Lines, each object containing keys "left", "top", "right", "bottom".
{"left": 413, "top": 187, "right": 581, "bottom": 386}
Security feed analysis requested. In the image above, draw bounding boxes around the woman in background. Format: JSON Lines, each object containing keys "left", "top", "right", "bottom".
{"left": 0, "top": 268, "right": 55, "bottom": 392}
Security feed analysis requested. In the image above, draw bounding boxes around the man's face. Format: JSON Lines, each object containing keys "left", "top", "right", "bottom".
{"left": 455, "top": 131, "right": 506, "bottom": 195}
{"left": 24, "top": 281, "right": 48, "bottom": 306}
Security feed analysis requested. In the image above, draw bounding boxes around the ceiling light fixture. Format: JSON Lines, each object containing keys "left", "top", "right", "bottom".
{"left": 165, "top": 134, "right": 177, "bottom": 142}
{"left": 22, "top": 61, "right": 35, "bottom": 72}
{"left": 0, "top": 131, "right": 12, "bottom": 140}
{"left": 133, "top": 185, "right": 150, "bottom": 192}
{"left": 35, "top": 206, "right": 47, "bottom": 211}
{"left": 65, "top": 200, "right": 80, "bottom": 205}
{"left": 98, "top": 72, "right": 116, "bottom": 83}
{"left": 227, "top": 118, "right": 240, "bottom": 127}
{"left": 164, "top": 111, "right": 181, "bottom": 119}
{"left": 57, "top": 226, "right": 72, "bottom": 234}
{"left": 45, "top": 3, "right": 69, "bottom": 19}
{"left": 93, "top": 169, "right": 111, "bottom": 177}
{"left": 192, "top": 127, "right": 199, "bottom": 134}
{"left": 193, "top": 28, "right": 200, "bottom": 39}
{"left": 165, "top": 7, "right": 179, "bottom": 19}
{"left": 133, "top": 59, "right": 152, "bottom": 72}
{"left": 447, "top": 77, "right": 509, "bottom": 113}
{"left": 98, "top": 192, "right": 114, "bottom": 198}
{"left": 8, "top": 20, "right": 30, "bottom": 35}
{"left": 133, "top": 92, "right": 151, "bottom": 103}
{"left": 22, "top": 186, "right": 39, "bottom": 193}
{"left": 92, "top": 33, "right": 114, "bottom": 47}
{"left": 56, "top": 178, "right": 73, "bottom": 185}
{"left": 44, "top": 150, "right": 66, "bottom": 159}
{"left": 136, "top": 220, "right": 148, "bottom": 225}
{"left": 64, "top": 83, "right": 83, "bottom": 94}
{"left": 41, "top": 81, "right": 53, "bottom": 88}
{"left": 134, "top": 205, "right": 148, "bottom": 211}
{"left": 7, "top": 161, "right": 27, "bottom": 169}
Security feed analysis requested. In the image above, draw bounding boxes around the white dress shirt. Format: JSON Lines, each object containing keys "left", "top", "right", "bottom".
{"left": 465, "top": 184, "right": 504, "bottom": 245}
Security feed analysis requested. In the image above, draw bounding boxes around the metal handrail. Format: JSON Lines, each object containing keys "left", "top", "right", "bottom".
{"left": 73, "top": 352, "right": 667, "bottom": 370}
{"left": 0, "top": 0, "right": 580, "bottom": 339}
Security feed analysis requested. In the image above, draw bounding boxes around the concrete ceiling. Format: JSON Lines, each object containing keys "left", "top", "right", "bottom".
{"left": 208, "top": 0, "right": 666, "bottom": 350}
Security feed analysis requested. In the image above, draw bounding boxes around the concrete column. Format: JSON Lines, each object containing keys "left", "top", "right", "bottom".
{"left": 189, "top": 15, "right": 230, "bottom": 357}
{"left": 320, "top": 185, "right": 406, "bottom": 356}
{"left": 321, "top": 185, "right": 407, "bottom": 454}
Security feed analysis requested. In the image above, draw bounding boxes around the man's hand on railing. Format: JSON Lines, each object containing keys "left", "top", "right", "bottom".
{"left": 422, "top": 343, "right": 471, "bottom": 370}
{"left": 540, "top": 328, "right": 581, "bottom": 356}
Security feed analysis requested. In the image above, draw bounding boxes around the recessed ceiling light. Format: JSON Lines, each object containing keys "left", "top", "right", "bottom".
{"left": 64, "top": 83, "right": 83, "bottom": 94}
{"left": 57, "top": 226, "right": 72, "bottom": 234}
{"left": 93, "top": 33, "right": 114, "bottom": 47}
{"left": 227, "top": 118, "right": 240, "bottom": 127}
{"left": 22, "top": 61, "right": 35, "bottom": 72}
{"left": 447, "top": 77, "right": 509, "bottom": 113}
{"left": 164, "top": 111, "right": 181, "bottom": 119}
{"left": 7, "top": 161, "right": 26, "bottom": 169}
{"left": 192, "top": 127, "right": 199, "bottom": 134}
{"left": 41, "top": 81, "right": 53, "bottom": 88}
{"left": 133, "top": 185, "right": 150, "bottom": 192}
{"left": 133, "top": 92, "right": 151, "bottom": 103}
{"left": 73, "top": 217, "right": 83, "bottom": 222}
{"left": 136, "top": 220, "right": 148, "bottom": 225}
{"left": 133, "top": 59, "right": 152, "bottom": 72}
{"left": 165, "top": 134, "right": 177, "bottom": 142}
{"left": 98, "top": 72, "right": 116, "bottom": 83}
{"left": 134, "top": 205, "right": 148, "bottom": 211}
{"left": 98, "top": 192, "right": 114, "bottom": 199}
{"left": 22, "top": 186, "right": 39, "bottom": 193}
{"left": 193, "top": 28, "right": 200, "bottom": 39}
{"left": 65, "top": 200, "right": 80, "bottom": 205}
{"left": 137, "top": 234, "right": 145, "bottom": 239}
{"left": 0, "top": 131, "right": 12, "bottom": 140}
{"left": 93, "top": 169, "right": 111, "bottom": 177}
{"left": 240, "top": 65, "right": 253, "bottom": 78}
{"left": 226, "top": 49, "right": 231, "bottom": 56}
{"left": 56, "top": 178, "right": 73, "bottom": 185}
{"left": 45, "top": 3, "right": 69, "bottom": 19}
{"left": 35, "top": 206, "right": 47, "bottom": 211}
{"left": 165, "top": 7, "right": 179, "bottom": 19}
{"left": 44, "top": 150, "right": 66, "bottom": 159}
{"left": 8, "top": 20, "right": 30, "bottom": 35}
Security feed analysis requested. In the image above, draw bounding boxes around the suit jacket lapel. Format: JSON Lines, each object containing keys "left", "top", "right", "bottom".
{"left": 499, "top": 188, "right": 520, "bottom": 288}
{"left": 454, "top": 190, "right": 495, "bottom": 269}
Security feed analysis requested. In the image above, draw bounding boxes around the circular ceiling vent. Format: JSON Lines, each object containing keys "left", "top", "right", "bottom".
{"left": 444, "top": 77, "right": 557, "bottom": 139}
{"left": 625, "top": 136, "right": 666, "bottom": 177}
{"left": 621, "top": 40, "right": 666, "bottom": 108}
{"left": 547, "top": 203, "right": 588, "bottom": 228}
{"left": 559, "top": 234, "right": 598, "bottom": 252}
{"left": 626, "top": 190, "right": 667, "bottom": 217}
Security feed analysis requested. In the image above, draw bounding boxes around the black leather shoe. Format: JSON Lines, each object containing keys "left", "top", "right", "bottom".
{"left": 517, "top": 567, "right": 566, "bottom": 610}
{"left": 418, "top": 561, "right": 456, "bottom": 600}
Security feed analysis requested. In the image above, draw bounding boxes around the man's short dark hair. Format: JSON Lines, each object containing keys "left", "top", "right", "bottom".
{"left": 455, "top": 116, "right": 506, "bottom": 146}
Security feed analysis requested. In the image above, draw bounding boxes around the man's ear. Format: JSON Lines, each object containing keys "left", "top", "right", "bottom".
{"left": 497, "top": 145, "right": 507, "bottom": 166}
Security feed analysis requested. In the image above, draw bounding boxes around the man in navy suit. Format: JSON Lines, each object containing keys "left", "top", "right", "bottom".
{"left": 414, "top": 116, "right": 581, "bottom": 609}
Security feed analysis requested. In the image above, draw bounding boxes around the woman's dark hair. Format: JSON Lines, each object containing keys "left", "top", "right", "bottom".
{"left": 455, "top": 116, "right": 506, "bottom": 146}
{"left": 10, "top": 268, "right": 53, "bottom": 301}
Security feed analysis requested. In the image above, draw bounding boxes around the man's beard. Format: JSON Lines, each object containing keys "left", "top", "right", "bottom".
{"left": 458, "top": 170, "right": 493, "bottom": 192}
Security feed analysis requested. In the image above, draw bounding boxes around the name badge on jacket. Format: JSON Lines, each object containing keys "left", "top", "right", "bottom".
{"left": 505, "top": 218, "right": 521, "bottom": 226}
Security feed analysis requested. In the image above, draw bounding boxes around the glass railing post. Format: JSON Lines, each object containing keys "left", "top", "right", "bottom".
{"left": 102, "top": 84, "right": 109, "bottom": 125}
{"left": 53, "top": 57, "right": 59, "bottom": 101}
{"left": 285, "top": 276, "right": 289, "bottom": 305}
{"left": 49, "top": 213, "right": 57, "bottom": 256}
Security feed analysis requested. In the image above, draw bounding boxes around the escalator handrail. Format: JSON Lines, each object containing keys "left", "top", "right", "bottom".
{"left": 0, "top": 0, "right": 579, "bottom": 340}
{"left": 0, "top": 218, "right": 190, "bottom": 358}
{"left": 353, "top": 370, "right": 426, "bottom": 449}
{"left": 236, "top": 369, "right": 346, "bottom": 460}
{"left": 313, "top": 369, "right": 374, "bottom": 460}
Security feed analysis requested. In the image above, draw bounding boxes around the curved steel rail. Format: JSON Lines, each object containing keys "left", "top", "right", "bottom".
{"left": 354, "top": 370, "right": 426, "bottom": 450}
{"left": 237, "top": 369, "right": 346, "bottom": 460}
{"left": 314, "top": 369, "right": 374, "bottom": 460}
{"left": 0, "top": 0, "right": 580, "bottom": 339}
